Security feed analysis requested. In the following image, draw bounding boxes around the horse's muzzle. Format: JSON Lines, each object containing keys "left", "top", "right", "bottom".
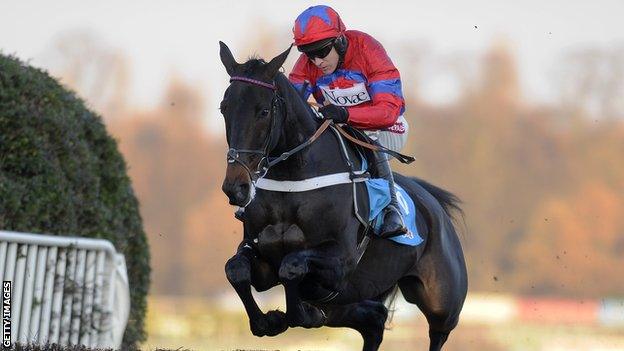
{"left": 222, "top": 165, "right": 256, "bottom": 207}
{"left": 222, "top": 180, "right": 254, "bottom": 206}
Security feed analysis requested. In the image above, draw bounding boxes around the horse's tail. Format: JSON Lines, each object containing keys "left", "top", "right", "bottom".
{"left": 383, "top": 285, "right": 400, "bottom": 330}
{"left": 411, "top": 177, "right": 464, "bottom": 221}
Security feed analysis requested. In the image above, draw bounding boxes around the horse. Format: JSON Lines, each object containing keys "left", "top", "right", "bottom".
{"left": 218, "top": 41, "right": 468, "bottom": 351}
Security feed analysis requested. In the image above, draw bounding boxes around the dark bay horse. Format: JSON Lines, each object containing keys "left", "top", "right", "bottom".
{"left": 219, "top": 41, "right": 467, "bottom": 351}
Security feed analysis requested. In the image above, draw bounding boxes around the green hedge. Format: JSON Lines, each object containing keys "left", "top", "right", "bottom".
{"left": 0, "top": 54, "right": 150, "bottom": 350}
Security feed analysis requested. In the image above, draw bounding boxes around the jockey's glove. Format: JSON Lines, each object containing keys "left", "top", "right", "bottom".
{"left": 319, "top": 104, "right": 349, "bottom": 124}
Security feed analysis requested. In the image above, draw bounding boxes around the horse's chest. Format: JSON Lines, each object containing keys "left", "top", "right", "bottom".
{"left": 254, "top": 222, "right": 306, "bottom": 267}
{"left": 248, "top": 191, "right": 344, "bottom": 262}
{"left": 252, "top": 205, "right": 325, "bottom": 255}
{"left": 251, "top": 191, "right": 340, "bottom": 226}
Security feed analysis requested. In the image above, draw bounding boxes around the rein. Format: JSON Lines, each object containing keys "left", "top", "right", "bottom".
{"left": 266, "top": 119, "right": 332, "bottom": 168}
{"left": 332, "top": 124, "right": 415, "bottom": 164}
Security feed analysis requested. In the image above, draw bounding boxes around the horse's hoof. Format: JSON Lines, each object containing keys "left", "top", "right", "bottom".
{"left": 288, "top": 302, "right": 326, "bottom": 328}
{"left": 264, "top": 310, "right": 289, "bottom": 336}
{"left": 250, "top": 310, "right": 288, "bottom": 337}
{"left": 249, "top": 318, "right": 268, "bottom": 337}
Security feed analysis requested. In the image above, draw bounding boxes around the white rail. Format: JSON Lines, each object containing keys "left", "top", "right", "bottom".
{"left": 0, "top": 230, "right": 129, "bottom": 349}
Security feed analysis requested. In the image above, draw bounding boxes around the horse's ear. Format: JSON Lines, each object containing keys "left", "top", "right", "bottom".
{"left": 265, "top": 44, "right": 292, "bottom": 78}
{"left": 219, "top": 41, "right": 239, "bottom": 76}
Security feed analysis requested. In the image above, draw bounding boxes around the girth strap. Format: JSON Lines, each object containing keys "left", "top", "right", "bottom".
{"left": 255, "top": 171, "right": 367, "bottom": 192}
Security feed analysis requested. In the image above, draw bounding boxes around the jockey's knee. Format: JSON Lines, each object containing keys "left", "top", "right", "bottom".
{"left": 225, "top": 254, "right": 251, "bottom": 285}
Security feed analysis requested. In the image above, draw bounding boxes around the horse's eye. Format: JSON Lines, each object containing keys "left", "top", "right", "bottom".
{"left": 260, "top": 108, "right": 270, "bottom": 118}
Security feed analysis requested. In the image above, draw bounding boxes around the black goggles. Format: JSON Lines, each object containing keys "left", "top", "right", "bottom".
{"left": 304, "top": 39, "right": 335, "bottom": 60}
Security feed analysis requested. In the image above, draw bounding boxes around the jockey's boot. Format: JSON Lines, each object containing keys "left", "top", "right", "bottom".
{"left": 373, "top": 152, "right": 408, "bottom": 238}
{"left": 234, "top": 207, "right": 245, "bottom": 222}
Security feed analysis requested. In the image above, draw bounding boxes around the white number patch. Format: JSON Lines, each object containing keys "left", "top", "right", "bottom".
{"left": 319, "top": 82, "right": 371, "bottom": 107}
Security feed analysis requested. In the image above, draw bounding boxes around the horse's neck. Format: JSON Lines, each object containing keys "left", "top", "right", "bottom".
{"left": 276, "top": 76, "right": 318, "bottom": 147}
{"left": 266, "top": 79, "right": 355, "bottom": 179}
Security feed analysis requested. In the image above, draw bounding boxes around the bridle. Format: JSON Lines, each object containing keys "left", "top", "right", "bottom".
{"left": 226, "top": 76, "right": 332, "bottom": 183}
{"left": 226, "top": 76, "right": 283, "bottom": 182}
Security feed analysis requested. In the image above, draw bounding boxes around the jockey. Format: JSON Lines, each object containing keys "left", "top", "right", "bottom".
{"left": 289, "top": 5, "right": 409, "bottom": 238}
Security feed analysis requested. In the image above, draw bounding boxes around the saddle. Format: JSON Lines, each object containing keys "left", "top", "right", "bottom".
{"left": 334, "top": 126, "right": 424, "bottom": 246}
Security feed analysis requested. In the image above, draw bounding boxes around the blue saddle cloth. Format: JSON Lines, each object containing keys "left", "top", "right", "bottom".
{"left": 365, "top": 178, "right": 423, "bottom": 246}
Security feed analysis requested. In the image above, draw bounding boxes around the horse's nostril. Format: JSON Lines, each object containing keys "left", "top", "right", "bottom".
{"left": 235, "top": 183, "right": 250, "bottom": 204}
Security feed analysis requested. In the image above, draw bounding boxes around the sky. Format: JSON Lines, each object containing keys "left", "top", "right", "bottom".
{"left": 1, "top": 0, "right": 624, "bottom": 126}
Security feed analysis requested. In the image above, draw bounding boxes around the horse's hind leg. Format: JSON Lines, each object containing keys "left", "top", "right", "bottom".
{"left": 399, "top": 275, "right": 464, "bottom": 351}
{"left": 428, "top": 330, "right": 449, "bottom": 351}
{"left": 324, "top": 300, "right": 388, "bottom": 351}
{"left": 225, "top": 243, "right": 288, "bottom": 337}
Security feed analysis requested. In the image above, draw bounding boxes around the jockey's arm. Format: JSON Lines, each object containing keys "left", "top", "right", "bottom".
{"left": 346, "top": 93, "right": 402, "bottom": 130}
{"left": 345, "top": 38, "right": 404, "bottom": 130}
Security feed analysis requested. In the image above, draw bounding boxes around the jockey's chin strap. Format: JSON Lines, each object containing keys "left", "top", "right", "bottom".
{"left": 227, "top": 76, "right": 333, "bottom": 182}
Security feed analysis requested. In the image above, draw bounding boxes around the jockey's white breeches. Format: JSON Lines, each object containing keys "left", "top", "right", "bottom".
{"left": 364, "top": 115, "right": 409, "bottom": 153}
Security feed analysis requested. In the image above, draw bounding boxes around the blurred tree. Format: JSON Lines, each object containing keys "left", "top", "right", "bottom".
{"left": 397, "top": 45, "right": 428, "bottom": 107}
{"left": 110, "top": 77, "right": 225, "bottom": 295}
{"left": 161, "top": 74, "right": 206, "bottom": 122}
{"left": 399, "top": 40, "right": 624, "bottom": 296}
{"left": 239, "top": 19, "right": 299, "bottom": 72}
{"left": 555, "top": 46, "right": 624, "bottom": 120}
{"left": 181, "top": 191, "right": 241, "bottom": 295}
{"left": 513, "top": 182, "right": 624, "bottom": 297}
{"left": 478, "top": 40, "right": 521, "bottom": 111}
{"left": 42, "top": 30, "right": 130, "bottom": 122}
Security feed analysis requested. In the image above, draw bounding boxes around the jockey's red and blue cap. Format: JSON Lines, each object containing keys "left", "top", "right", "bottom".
{"left": 293, "top": 5, "right": 346, "bottom": 49}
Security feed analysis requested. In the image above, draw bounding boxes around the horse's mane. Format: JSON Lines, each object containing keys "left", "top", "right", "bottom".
{"left": 240, "top": 56, "right": 318, "bottom": 123}
{"left": 274, "top": 72, "right": 319, "bottom": 122}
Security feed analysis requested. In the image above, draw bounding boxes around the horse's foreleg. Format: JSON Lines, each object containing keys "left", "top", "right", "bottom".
{"left": 279, "top": 250, "right": 328, "bottom": 328}
{"left": 225, "top": 244, "right": 288, "bottom": 337}
{"left": 278, "top": 240, "right": 352, "bottom": 328}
